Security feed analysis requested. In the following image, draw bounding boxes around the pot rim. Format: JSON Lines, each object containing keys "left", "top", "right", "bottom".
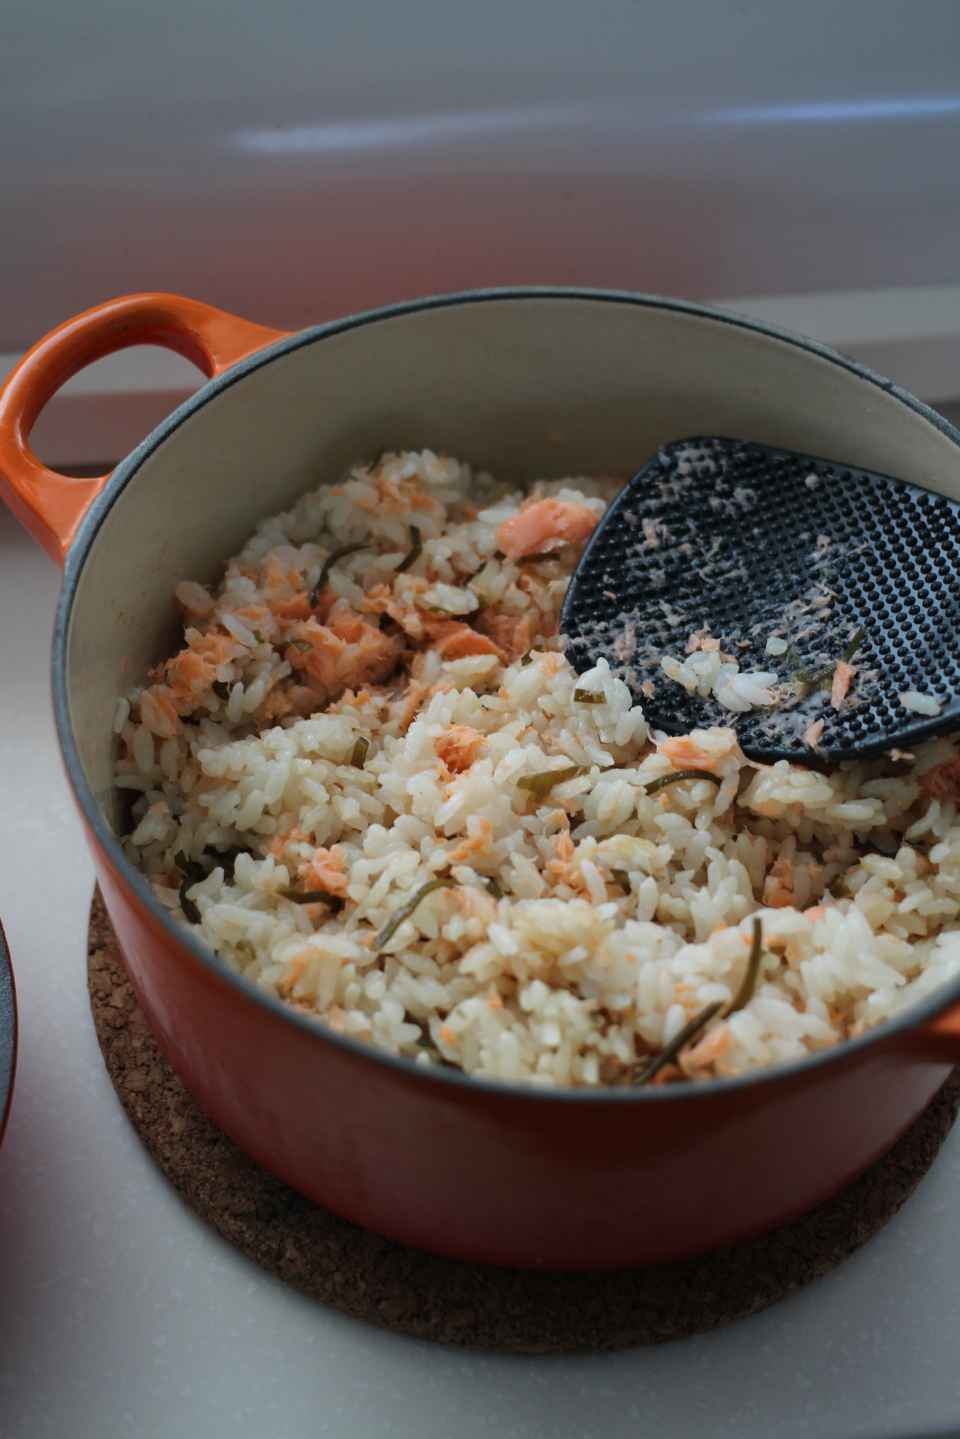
{"left": 0, "top": 923, "right": 17, "bottom": 1142}
{"left": 52, "top": 284, "right": 960, "bottom": 1105}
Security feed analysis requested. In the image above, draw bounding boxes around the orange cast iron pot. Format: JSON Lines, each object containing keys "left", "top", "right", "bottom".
{"left": 3, "top": 288, "right": 960, "bottom": 1269}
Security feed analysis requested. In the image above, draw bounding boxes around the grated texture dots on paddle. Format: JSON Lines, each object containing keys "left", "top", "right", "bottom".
{"left": 560, "top": 438, "right": 960, "bottom": 762}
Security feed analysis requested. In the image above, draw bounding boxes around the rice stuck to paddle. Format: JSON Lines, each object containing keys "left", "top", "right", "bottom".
{"left": 115, "top": 451, "right": 960, "bottom": 1088}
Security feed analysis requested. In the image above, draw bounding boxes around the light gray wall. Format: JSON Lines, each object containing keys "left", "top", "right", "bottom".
{"left": 2, "top": 0, "right": 960, "bottom": 345}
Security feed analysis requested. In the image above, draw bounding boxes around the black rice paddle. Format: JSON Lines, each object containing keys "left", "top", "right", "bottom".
{"left": 559, "top": 437, "right": 960, "bottom": 763}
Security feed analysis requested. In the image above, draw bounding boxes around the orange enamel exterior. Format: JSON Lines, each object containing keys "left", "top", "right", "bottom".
{"left": 94, "top": 833, "right": 955, "bottom": 1267}
{"left": 4, "top": 289, "right": 960, "bottom": 1268}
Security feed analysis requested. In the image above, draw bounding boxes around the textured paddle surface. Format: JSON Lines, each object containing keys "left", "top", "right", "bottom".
{"left": 560, "top": 438, "right": 960, "bottom": 761}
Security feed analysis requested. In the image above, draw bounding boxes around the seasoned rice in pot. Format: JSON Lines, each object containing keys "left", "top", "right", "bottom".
{"left": 115, "top": 451, "right": 960, "bottom": 1087}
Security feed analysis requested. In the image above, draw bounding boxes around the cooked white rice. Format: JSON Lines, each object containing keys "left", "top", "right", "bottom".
{"left": 900, "top": 690, "right": 943, "bottom": 717}
{"left": 115, "top": 450, "right": 960, "bottom": 1088}
{"left": 659, "top": 649, "right": 780, "bottom": 713}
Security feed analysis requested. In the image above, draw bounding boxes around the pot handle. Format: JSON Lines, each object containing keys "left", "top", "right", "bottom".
{"left": 0, "top": 292, "right": 289, "bottom": 564}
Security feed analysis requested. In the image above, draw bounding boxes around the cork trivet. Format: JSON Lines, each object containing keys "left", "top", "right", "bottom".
{"left": 88, "top": 891, "right": 959, "bottom": 1351}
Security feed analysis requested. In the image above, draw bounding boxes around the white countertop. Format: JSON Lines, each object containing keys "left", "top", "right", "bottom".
{"left": 2, "top": 502, "right": 960, "bottom": 1439}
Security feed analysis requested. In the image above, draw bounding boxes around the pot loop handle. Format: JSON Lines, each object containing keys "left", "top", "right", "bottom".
{"left": 0, "top": 293, "right": 288, "bottom": 564}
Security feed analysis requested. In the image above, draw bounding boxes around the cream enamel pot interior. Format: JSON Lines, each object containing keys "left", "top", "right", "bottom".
{"left": 2, "top": 288, "right": 960, "bottom": 1270}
